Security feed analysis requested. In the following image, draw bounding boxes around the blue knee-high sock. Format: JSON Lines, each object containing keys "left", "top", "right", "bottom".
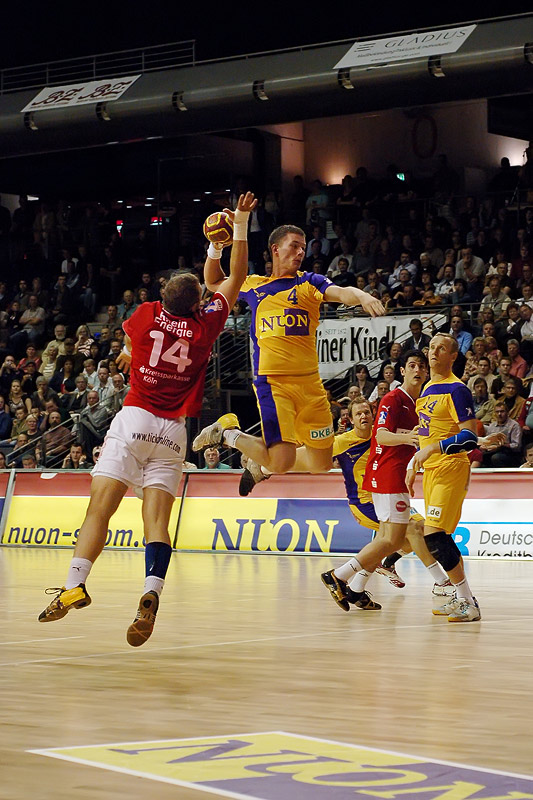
{"left": 144, "top": 542, "right": 172, "bottom": 596}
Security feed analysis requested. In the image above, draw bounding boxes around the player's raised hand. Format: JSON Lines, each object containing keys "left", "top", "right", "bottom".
{"left": 222, "top": 192, "right": 257, "bottom": 224}
{"left": 359, "top": 292, "right": 386, "bottom": 317}
{"left": 237, "top": 191, "right": 257, "bottom": 214}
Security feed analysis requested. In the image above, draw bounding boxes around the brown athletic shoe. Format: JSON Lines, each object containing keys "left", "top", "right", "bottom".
{"left": 38, "top": 584, "right": 91, "bottom": 622}
{"left": 126, "top": 591, "right": 159, "bottom": 647}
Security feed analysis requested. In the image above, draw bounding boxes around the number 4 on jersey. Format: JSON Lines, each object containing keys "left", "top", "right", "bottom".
{"left": 149, "top": 330, "right": 192, "bottom": 373}
{"left": 287, "top": 287, "right": 298, "bottom": 305}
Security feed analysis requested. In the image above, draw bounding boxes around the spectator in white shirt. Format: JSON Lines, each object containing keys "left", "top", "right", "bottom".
{"left": 481, "top": 402, "right": 522, "bottom": 467}
{"left": 388, "top": 251, "right": 417, "bottom": 288}
{"left": 305, "top": 224, "right": 330, "bottom": 258}
{"left": 328, "top": 237, "right": 354, "bottom": 276}
{"left": 455, "top": 246, "right": 486, "bottom": 283}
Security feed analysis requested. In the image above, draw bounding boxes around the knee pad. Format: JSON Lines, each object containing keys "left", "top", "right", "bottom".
{"left": 424, "top": 531, "right": 461, "bottom": 571}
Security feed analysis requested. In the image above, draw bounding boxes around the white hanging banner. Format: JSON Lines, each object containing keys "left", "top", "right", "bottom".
{"left": 316, "top": 312, "right": 446, "bottom": 380}
{"left": 334, "top": 25, "right": 476, "bottom": 70}
{"left": 21, "top": 74, "right": 141, "bottom": 112}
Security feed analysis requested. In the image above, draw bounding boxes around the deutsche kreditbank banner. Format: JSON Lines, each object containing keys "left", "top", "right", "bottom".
{"left": 316, "top": 313, "right": 445, "bottom": 379}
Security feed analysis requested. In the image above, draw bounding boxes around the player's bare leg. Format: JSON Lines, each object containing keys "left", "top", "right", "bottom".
{"left": 375, "top": 520, "right": 452, "bottom": 594}
{"left": 423, "top": 525, "right": 480, "bottom": 621}
{"left": 404, "top": 522, "right": 453, "bottom": 596}
{"left": 127, "top": 488, "right": 175, "bottom": 647}
{"left": 193, "top": 419, "right": 334, "bottom": 495}
{"left": 322, "top": 521, "right": 408, "bottom": 612}
{"left": 38, "top": 477, "right": 127, "bottom": 622}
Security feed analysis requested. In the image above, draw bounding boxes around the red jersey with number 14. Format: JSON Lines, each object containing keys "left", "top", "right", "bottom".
{"left": 362, "top": 387, "right": 418, "bottom": 494}
{"left": 123, "top": 295, "right": 229, "bottom": 419}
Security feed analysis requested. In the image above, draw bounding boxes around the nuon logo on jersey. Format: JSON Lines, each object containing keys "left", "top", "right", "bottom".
{"left": 260, "top": 310, "right": 310, "bottom": 337}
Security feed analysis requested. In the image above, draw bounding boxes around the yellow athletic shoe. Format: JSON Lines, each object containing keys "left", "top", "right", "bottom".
{"left": 38, "top": 584, "right": 92, "bottom": 622}
{"left": 192, "top": 413, "right": 240, "bottom": 451}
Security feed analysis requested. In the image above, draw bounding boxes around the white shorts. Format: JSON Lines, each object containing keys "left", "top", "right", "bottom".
{"left": 92, "top": 406, "right": 186, "bottom": 497}
{"left": 372, "top": 492, "right": 411, "bottom": 524}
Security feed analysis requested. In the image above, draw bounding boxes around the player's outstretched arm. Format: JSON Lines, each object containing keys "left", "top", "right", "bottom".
{"left": 406, "top": 419, "right": 479, "bottom": 497}
{"left": 376, "top": 427, "right": 419, "bottom": 448}
{"left": 204, "top": 192, "right": 257, "bottom": 307}
{"left": 323, "top": 285, "right": 385, "bottom": 317}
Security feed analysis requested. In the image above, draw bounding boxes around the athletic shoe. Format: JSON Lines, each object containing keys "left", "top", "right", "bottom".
{"left": 348, "top": 590, "right": 382, "bottom": 610}
{"left": 321, "top": 569, "right": 350, "bottom": 612}
{"left": 432, "top": 579, "right": 454, "bottom": 597}
{"left": 375, "top": 563, "right": 406, "bottom": 589}
{"left": 239, "top": 456, "right": 269, "bottom": 497}
{"left": 447, "top": 597, "right": 481, "bottom": 623}
{"left": 38, "top": 584, "right": 91, "bottom": 622}
{"left": 192, "top": 413, "right": 240, "bottom": 451}
{"left": 126, "top": 591, "right": 159, "bottom": 647}
{"left": 432, "top": 595, "right": 460, "bottom": 616}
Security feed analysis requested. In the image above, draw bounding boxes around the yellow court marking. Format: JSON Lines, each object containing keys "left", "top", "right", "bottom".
{"left": 30, "top": 731, "right": 533, "bottom": 799}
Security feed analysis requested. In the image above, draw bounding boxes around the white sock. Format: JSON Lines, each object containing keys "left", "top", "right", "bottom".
{"left": 223, "top": 429, "right": 241, "bottom": 448}
{"left": 426, "top": 560, "right": 449, "bottom": 584}
{"left": 335, "top": 557, "right": 363, "bottom": 582}
{"left": 144, "top": 576, "right": 165, "bottom": 596}
{"left": 453, "top": 578, "right": 474, "bottom": 604}
{"left": 349, "top": 569, "right": 373, "bottom": 593}
{"left": 65, "top": 557, "right": 93, "bottom": 589}
{"left": 260, "top": 465, "right": 272, "bottom": 476}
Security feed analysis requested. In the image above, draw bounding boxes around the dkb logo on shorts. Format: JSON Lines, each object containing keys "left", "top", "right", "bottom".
{"left": 310, "top": 426, "right": 333, "bottom": 440}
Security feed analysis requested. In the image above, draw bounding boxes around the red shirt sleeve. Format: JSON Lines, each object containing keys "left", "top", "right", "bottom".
{"left": 375, "top": 392, "right": 400, "bottom": 433}
{"left": 199, "top": 292, "right": 229, "bottom": 338}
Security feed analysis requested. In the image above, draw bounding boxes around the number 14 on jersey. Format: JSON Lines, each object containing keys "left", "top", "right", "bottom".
{"left": 149, "top": 330, "right": 192, "bottom": 372}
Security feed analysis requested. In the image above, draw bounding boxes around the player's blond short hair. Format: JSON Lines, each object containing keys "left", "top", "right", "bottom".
{"left": 431, "top": 332, "right": 459, "bottom": 353}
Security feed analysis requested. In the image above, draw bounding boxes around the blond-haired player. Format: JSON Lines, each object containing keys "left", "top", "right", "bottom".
{"left": 407, "top": 333, "right": 504, "bottom": 622}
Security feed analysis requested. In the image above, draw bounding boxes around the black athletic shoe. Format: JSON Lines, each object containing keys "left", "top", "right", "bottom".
{"left": 238, "top": 458, "right": 269, "bottom": 497}
{"left": 348, "top": 590, "right": 382, "bottom": 610}
{"left": 320, "top": 569, "right": 350, "bottom": 612}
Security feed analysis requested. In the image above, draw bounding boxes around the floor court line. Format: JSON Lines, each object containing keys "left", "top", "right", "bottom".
{"left": 0, "top": 635, "right": 84, "bottom": 645}
{"left": 2, "top": 615, "right": 533, "bottom": 669}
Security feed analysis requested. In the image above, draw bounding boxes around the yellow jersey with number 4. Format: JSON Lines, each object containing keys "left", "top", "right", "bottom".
{"left": 416, "top": 375, "right": 475, "bottom": 470}
{"left": 239, "top": 271, "right": 332, "bottom": 377}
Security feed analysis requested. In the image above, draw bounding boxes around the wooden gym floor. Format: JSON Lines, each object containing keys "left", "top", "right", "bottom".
{"left": 1, "top": 547, "right": 533, "bottom": 800}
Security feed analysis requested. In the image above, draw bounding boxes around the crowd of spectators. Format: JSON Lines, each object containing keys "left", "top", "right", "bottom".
{"left": 0, "top": 154, "right": 532, "bottom": 469}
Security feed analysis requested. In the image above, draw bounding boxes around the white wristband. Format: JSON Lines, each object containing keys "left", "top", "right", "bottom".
{"left": 207, "top": 243, "right": 222, "bottom": 260}
{"left": 233, "top": 209, "right": 250, "bottom": 241}
{"left": 122, "top": 343, "right": 131, "bottom": 356}
{"left": 407, "top": 456, "right": 415, "bottom": 471}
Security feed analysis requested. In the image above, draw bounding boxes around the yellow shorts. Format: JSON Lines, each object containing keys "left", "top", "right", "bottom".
{"left": 254, "top": 373, "right": 334, "bottom": 449}
{"left": 349, "top": 503, "right": 378, "bottom": 531}
{"left": 422, "top": 459, "right": 470, "bottom": 534}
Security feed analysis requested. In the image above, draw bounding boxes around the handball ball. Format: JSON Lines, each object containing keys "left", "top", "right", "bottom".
{"left": 203, "top": 211, "right": 233, "bottom": 244}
